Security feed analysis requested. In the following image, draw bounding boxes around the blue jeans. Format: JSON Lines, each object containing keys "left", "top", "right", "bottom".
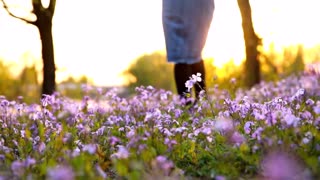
{"left": 162, "top": 0, "right": 215, "bottom": 64}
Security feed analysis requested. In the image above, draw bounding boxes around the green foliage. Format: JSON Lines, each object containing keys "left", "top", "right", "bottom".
{"left": 260, "top": 44, "right": 307, "bottom": 81}
{"left": 123, "top": 52, "right": 176, "bottom": 93}
{"left": 0, "top": 61, "right": 40, "bottom": 102}
{"left": 213, "top": 60, "right": 245, "bottom": 89}
{"left": 0, "top": 59, "right": 94, "bottom": 103}
{"left": 202, "top": 58, "right": 217, "bottom": 88}
{"left": 0, "top": 61, "right": 20, "bottom": 99}
{"left": 122, "top": 45, "right": 311, "bottom": 98}
{"left": 0, "top": 72, "right": 319, "bottom": 179}
{"left": 58, "top": 76, "right": 91, "bottom": 100}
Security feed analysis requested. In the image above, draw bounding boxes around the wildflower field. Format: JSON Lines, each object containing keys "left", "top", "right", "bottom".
{"left": 0, "top": 70, "right": 319, "bottom": 179}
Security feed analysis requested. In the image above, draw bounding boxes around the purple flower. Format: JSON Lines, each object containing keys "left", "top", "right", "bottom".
{"left": 41, "top": 94, "right": 54, "bottom": 107}
{"left": 290, "top": 88, "right": 306, "bottom": 102}
{"left": 201, "top": 127, "right": 212, "bottom": 135}
{"left": 11, "top": 160, "right": 25, "bottom": 176}
{"left": 96, "top": 165, "right": 107, "bottom": 179}
{"left": 185, "top": 80, "right": 195, "bottom": 92}
{"left": 300, "top": 111, "right": 313, "bottom": 120}
{"left": 160, "top": 92, "right": 168, "bottom": 101}
{"left": 0, "top": 154, "right": 5, "bottom": 161}
{"left": 230, "top": 78, "right": 236, "bottom": 84}
{"left": 111, "top": 145, "right": 130, "bottom": 159}
{"left": 172, "top": 127, "right": 187, "bottom": 134}
{"left": 305, "top": 98, "right": 315, "bottom": 106}
{"left": 82, "top": 144, "right": 97, "bottom": 154}
{"left": 244, "top": 121, "right": 254, "bottom": 134}
{"left": 215, "top": 175, "right": 226, "bottom": 180}
{"left": 230, "top": 131, "right": 246, "bottom": 145}
{"left": 185, "top": 73, "right": 202, "bottom": 92}
{"left": 251, "top": 127, "right": 263, "bottom": 141}
{"left": 11, "top": 157, "right": 36, "bottom": 177}
{"left": 38, "top": 142, "right": 46, "bottom": 154}
{"left": 164, "top": 138, "right": 177, "bottom": 149}
{"left": 109, "top": 136, "right": 120, "bottom": 146}
{"left": 154, "top": 155, "right": 174, "bottom": 176}
{"left": 162, "top": 128, "right": 173, "bottom": 137}
{"left": 283, "top": 113, "right": 300, "bottom": 127}
{"left": 174, "top": 109, "right": 183, "bottom": 118}
{"left": 95, "top": 126, "right": 106, "bottom": 136}
{"left": 47, "top": 165, "right": 75, "bottom": 180}
{"left": 25, "top": 157, "right": 36, "bottom": 167}
{"left": 314, "top": 102, "right": 320, "bottom": 114}
{"left": 0, "top": 99, "right": 9, "bottom": 107}
{"left": 302, "top": 137, "right": 310, "bottom": 144}
{"left": 214, "top": 116, "right": 233, "bottom": 132}
{"left": 260, "top": 150, "right": 309, "bottom": 180}
{"left": 72, "top": 148, "right": 80, "bottom": 157}
{"left": 126, "top": 129, "right": 135, "bottom": 138}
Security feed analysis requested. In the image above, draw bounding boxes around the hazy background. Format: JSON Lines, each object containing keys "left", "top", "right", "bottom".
{"left": 0, "top": 0, "right": 320, "bottom": 102}
{"left": 1, "top": 0, "right": 319, "bottom": 86}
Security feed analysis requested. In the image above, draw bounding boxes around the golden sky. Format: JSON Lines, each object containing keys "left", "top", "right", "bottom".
{"left": 0, "top": 0, "right": 320, "bottom": 86}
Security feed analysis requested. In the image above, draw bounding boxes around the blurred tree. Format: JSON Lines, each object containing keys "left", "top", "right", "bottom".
{"left": 18, "top": 65, "right": 41, "bottom": 102}
{"left": 237, "top": 0, "right": 261, "bottom": 88}
{"left": 1, "top": 0, "right": 56, "bottom": 96}
{"left": 123, "top": 52, "right": 176, "bottom": 93}
{"left": 58, "top": 75, "right": 91, "bottom": 99}
{"left": 290, "top": 45, "right": 305, "bottom": 73}
{"left": 282, "top": 45, "right": 305, "bottom": 76}
{"left": 214, "top": 60, "right": 245, "bottom": 89}
{"left": 0, "top": 61, "right": 19, "bottom": 99}
{"left": 20, "top": 65, "right": 40, "bottom": 94}
{"left": 203, "top": 58, "right": 217, "bottom": 88}
{"left": 123, "top": 52, "right": 221, "bottom": 95}
{"left": 260, "top": 43, "right": 280, "bottom": 81}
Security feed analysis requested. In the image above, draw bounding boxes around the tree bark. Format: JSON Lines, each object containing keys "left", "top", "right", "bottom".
{"left": 37, "top": 16, "right": 56, "bottom": 95}
{"left": 237, "top": 0, "right": 261, "bottom": 88}
{"left": 1, "top": 0, "right": 56, "bottom": 95}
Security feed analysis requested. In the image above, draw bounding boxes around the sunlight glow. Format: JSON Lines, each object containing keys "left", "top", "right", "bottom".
{"left": 0, "top": 0, "right": 320, "bottom": 86}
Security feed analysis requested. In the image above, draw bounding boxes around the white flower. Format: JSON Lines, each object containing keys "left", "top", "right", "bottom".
{"left": 185, "top": 79, "right": 195, "bottom": 92}
{"left": 192, "top": 73, "right": 202, "bottom": 82}
{"left": 185, "top": 73, "right": 202, "bottom": 92}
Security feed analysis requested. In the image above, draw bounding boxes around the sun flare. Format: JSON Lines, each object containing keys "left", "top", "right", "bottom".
{"left": 0, "top": 0, "right": 320, "bottom": 86}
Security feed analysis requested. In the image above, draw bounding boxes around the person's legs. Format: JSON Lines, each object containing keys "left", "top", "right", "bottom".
{"left": 191, "top": 60, "right": 206, "bottom": 98}
{"left": 174, "top": 63, "right": 192, "bottom": 98}
{"left": 163, "top": 0, "right": 214, "bottom": 101}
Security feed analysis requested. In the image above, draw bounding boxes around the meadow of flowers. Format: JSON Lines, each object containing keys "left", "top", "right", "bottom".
{"left": 0, "top": 68, "right": 319, "bottom": 179}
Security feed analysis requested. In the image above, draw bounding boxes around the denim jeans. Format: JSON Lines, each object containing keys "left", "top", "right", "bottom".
{"left": 162, "top": 0, "right": 215, "bottom": 64}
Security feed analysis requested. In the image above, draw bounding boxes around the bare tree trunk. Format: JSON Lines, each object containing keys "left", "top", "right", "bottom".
{"left": 1, "top": 0, "right": 56, "bottom": 96}
{"left": 237, "top": 0, "right": 261, "bottom": 88}
{"left": 38, "top": 20, "right": 56, "bottom": 95}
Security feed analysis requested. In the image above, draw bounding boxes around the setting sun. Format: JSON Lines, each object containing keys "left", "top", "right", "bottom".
{"left": 0, "top": 0, "right": 319, "bottom": 86}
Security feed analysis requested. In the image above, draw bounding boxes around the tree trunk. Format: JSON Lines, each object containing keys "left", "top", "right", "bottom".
{"left": 36, "top": 15, "right": 56, "bottom": 95}
{"left": 1, "top": 0, "right": 56, "bottom": 96}
{"left": 237, "top": 0, "right": 261, "bottom": 88}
